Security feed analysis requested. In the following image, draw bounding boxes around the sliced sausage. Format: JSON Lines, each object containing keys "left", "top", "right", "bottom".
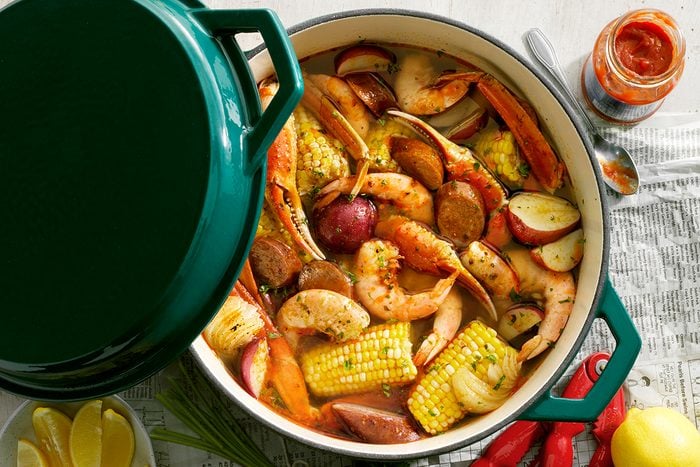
{"left": 297, "top": 260, "right": 354, "bottom": 298}
{"left": 435, "top": 181, "right": 486, "bottom": 247}
{"left": 332, "top": 403, "right": 423, "bottom": 444}
{"left": 249, "top": 237, "right": 302, "bottom": 288}
{"left": 390, "top": 136, "right": 444, "bottom": 190}
{"left": 344, "top": 72, "right": 399, "bottom": 117}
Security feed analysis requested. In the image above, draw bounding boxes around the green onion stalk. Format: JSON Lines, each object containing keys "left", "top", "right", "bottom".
{"left": 150, "top": 359, "right": 274, "bottom": 467}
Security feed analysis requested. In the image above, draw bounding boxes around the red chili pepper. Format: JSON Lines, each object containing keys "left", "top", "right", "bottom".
{"left": 537, "top": 352, "right": 609, "bottom": 466}
{"left": 589, "top": 387, "right": 626, "bottom": 467}
{"left": 473, "top": 352, "right": 617, "bottom": 467}
{"left": 472, "top": 421, "right": 546, "bottom": 467}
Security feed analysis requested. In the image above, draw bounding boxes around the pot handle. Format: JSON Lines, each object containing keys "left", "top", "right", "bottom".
{"left": 192, "top": 8, "right": 303, "bottom": 173}
{"left": 519, "top": 279, "right": 641, "bottom": 421}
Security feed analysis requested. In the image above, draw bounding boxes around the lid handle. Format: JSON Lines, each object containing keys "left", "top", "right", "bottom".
{"left": 192, "top": 8, "right": 303, "bottom": 173}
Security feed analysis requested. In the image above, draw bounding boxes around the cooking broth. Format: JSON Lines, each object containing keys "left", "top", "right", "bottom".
{"left": 204, "top": 42, "right": 581, "bottom": 442}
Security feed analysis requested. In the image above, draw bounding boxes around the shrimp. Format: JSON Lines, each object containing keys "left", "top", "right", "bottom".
{"left": 316, "top": 173, "right": 434, "bottom": 225}
{"left": 394, "top": 54, "right": 480, "bottom": 115}
{"left": 307, "top": 73, "right": 373, "bottom": 139}
{"left": 277, "top": 289, "right": 371, "bottom": 350}
{"left": 354, "top": 239, "right": 457, "bottom": 321}
{"left": 507, "top": 249, "right": 576, "bottom": 361}
{"left": 259, "top": 79, "right": 325, "bottom": 260}
{"left": 413, "top": 287, "right": 463, "bottom": 367}
{"left": 375, "top": 216, "right": 497, "bottom": 320}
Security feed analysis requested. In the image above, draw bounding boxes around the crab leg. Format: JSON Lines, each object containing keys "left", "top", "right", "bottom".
{"left": 233, "top": 280, "right": 319, "bottom": 424}
{"left": 259, "top": 80, "right": 325, "bottom": 260}
{"left": 476, "top": 74, "right": 565, "bottom": 193}
{"left": 302, "top": 72, "right": 371, "bottom": 197}
{"left": 388, "top": 109, "right": 507, "bottom": 213}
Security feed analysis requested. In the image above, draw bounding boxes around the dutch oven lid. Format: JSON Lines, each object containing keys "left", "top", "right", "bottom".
{"left": 0, "top": 0, "right": 302, "bottom": 399}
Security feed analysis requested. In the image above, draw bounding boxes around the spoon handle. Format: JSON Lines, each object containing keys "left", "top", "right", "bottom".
{"left": 525, "top": 28, "right": 598, "bottom": 135}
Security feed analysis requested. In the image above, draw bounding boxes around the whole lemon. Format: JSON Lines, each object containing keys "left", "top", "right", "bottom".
{"left": 611, "top": 406, "right": 700, "bottom": 467}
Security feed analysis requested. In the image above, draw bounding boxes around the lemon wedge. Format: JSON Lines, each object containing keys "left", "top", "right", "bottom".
{"left": 69, "top": 399, "right": 103, "bottom": 467}
{"left": 101, "top": 408, "right": 135, "bottom": 467}
{"left": 17, "top": 438, "right": 50, "bottom": 467}
{"left": 32, "top": 407, "right": 73, "bottom": 467}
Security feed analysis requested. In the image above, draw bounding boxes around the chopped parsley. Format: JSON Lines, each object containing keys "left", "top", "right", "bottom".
{"left": 493, "top": 375, "right": 506, "bottom": 391}
{"left": 382, "top": 383, "right": 392, "bottom": 398}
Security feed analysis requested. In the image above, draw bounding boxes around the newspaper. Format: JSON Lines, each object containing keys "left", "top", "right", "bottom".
{"left": 1, "top": 126, "right": 698, "bottom": 467}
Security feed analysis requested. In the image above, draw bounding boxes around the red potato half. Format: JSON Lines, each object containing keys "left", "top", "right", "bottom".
{"left": 426, "top": 96, "right": 482, "bottom": 128}
{"left": 335, "top": 45, "right": 397, "bottom": 76}
{"left": 530, "top": 228, "right": 584, "bottom": 272}
{"left": 313, "top": 196, "right": 378, "bottom": 254}
{"left": 445, "top": 108, "right": 489, "bottom": 142}
{"left": 240, "top": 337, "right": 269, "bottom": 398}
{"left": 497, "top": 304, "right": 544, "bottom": 343}
{"left": 506, "top": 192, "right": 580, "bottom": 246}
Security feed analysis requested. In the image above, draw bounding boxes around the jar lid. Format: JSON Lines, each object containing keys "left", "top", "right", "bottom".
{"left": 0, "top": 0, "right": 301, "bottom": 399}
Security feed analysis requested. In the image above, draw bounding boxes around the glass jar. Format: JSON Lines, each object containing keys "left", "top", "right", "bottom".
{"left": 581, "top": 9, "right": 685, "bottom": 125}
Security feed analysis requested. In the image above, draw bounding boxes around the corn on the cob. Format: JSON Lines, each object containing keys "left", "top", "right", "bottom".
{"left": 301, "top": 322, "right": 418, "bottom": 398}
{"left": 365, "top": 118, "right": 415, "bottom": 172}
{"left": 473, "top": 127, "right": 529, "bottom": 189}
{"left": 294, "top": 105, "right": 350, "bottom": 196}
{"left": 203, "top": 295, "right": 264, "bottom": 361}
{"left": 407, "top": 321, "right": 521, "bottom": 435}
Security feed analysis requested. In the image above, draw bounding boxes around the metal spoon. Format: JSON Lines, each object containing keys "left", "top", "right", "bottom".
{"left": 525, "top": 28, "right": 640, "bottom": 195}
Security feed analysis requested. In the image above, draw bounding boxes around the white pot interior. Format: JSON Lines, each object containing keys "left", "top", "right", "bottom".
{"left": 192, "top": 12, "right": 606, "bottom": 459}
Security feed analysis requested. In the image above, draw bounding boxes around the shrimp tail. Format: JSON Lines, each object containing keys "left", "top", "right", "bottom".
{"left": 413, "top": 287, "right": 462, "bottom": 366}
{"left": 517, "top": 335, "right": 548, "bottom": 362}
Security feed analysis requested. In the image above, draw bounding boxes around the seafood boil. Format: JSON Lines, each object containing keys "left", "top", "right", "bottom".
{"left": 202, "top": 43, "right": 585, "bottom": 443}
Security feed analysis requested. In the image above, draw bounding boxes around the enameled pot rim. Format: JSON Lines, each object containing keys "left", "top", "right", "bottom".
{"left": 231, "top": 8, "right": 611, "bottom": 459}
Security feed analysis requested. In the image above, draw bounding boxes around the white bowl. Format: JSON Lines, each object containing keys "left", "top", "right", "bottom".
{"left": 0, "top": 395, "right": 155, "bottom": 467}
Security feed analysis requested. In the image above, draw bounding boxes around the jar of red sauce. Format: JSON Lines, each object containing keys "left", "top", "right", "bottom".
{"left": 581, "top": 9, "right": 685, "bottom": 125}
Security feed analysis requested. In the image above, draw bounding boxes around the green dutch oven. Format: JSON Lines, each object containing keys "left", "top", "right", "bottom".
{"left": 0, "top": 0, "right": 302, "bottom": 399}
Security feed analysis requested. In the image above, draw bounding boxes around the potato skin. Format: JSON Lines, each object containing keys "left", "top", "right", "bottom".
{"left": 249, "top": 237, "right": 302, "bottom": 288}
{"left": 298, "top": 260, "right": 354, "bottom": 298}
{"left": 313, "top": 196, "right": 377, "bottom": 254}
{"left": 434, "top": 181, "right": 486, "bottom": 248}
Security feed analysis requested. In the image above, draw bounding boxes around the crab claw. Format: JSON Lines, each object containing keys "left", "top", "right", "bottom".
{"left": 265, "top": 124, "right": 326, "bottom": 261}
{"left": 302, "top": 72, "right": 371, "bottom": 197}
{"left": 476, "top": 74, "right": 565, "bottom": 193}
{"left": 388, "top": 109, "right": 507, "bottom": 213}
{"left": 260, "top": 79, "right": 326, "bottom": 261}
